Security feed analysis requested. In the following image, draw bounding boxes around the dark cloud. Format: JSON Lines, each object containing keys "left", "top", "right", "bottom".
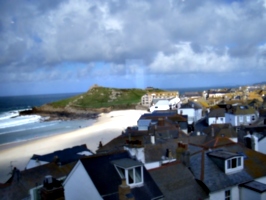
{"left": 0, "top": 0, "right": 265, "bottom": 91}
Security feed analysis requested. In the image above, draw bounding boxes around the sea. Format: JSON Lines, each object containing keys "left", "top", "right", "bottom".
{"left": 0, "top": 86, "right": 233, "bottom": 146}
{"left": 0, "top": 93, "right": 95, "bottom": 146}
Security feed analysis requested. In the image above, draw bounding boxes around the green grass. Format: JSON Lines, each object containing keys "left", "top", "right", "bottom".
{"left": 48, "top": 87, "right": 157, "bottom": 109}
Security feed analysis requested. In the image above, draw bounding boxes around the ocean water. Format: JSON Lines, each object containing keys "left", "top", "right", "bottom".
{"left": 0, "top": 93, "right": 95, "bottom": 146}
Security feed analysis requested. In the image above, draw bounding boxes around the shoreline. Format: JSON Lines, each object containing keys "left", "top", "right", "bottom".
{"left": 0, "top": 109, "right": 147, "bottom": 183}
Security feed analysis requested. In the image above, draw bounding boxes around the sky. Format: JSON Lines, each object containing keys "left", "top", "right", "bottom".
{"left": 0, "top": 0, "right": 266, "bottom": 96}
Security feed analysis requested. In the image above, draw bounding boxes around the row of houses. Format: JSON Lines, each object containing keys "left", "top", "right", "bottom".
{"left": 1, "top": 100, "right": 266, "bottom": 200}
{"left": 0, "top": 92, "right": 266, "bottom": 200}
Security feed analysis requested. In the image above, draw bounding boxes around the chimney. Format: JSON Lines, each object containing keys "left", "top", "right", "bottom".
{"left": 118, "top": 179, "right": 135, "bottom": 200}
{"left": 176, "top": 142, "right": 188, "bottom": 161}
{"left": 158, "top": 118, "right": 164, "bottom": 126}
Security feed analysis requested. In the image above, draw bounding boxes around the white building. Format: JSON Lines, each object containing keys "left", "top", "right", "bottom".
{"left": 225, "top": 105, "right": 259, "bottom": 126}
{"left": 178, "top": 101, "right": 203, "bottom": 124}
{"left": 208, "top": 108, "right": 226, "bottom": 126}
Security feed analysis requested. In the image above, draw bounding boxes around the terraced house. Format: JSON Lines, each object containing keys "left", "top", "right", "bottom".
{"left": 141, "top": 91, "right": 179, "bottom": 107}
{"left": 225, "top": 105, "right": 259, "bottom": 126}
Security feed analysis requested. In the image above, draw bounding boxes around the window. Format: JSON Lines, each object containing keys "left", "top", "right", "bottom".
{"left": 227, "top": 157, "right": 242, "bottom": 169}
{"left": 225, "top": 189, "right": 231, "bottom": 200}
{"left": 239, "top": 116, "right": 243, "bottom": 122}
{"left": 252, "top": 115, "right": 255, "bottom": 121}
{"left": 127, "top": 167, "right": 142, "bottom": 184}
{"left": 115, "top": 165, "right": 143, "bottom": 187}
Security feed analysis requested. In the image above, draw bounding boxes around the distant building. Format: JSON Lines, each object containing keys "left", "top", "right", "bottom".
{"left": 225, "top": 105, "right": 259, "bottom": 126}
{"left": 141, "top": 91, "right": 179, "bottom": 107}
{"left": 178, "top": 101, "right": 203, "bottom": 125}
{"left": 208, "top": 108, "right": 226, "bottom": 125}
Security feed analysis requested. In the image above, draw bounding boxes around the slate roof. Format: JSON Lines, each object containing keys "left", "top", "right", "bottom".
{"left": 239, "top": 180, "right": 266, "bottom": 193}
{"left": 208, "top": 108, "right": 225, "bottom": 118}
{"left": 79, "top": 151, "right": 163, "bottom": 200}
{"left": 140, "top": 110, "right": 177, "bottom": 118}
{"left": 183, "top": 92, "right": 202, "bottom": 98}
{"left": 180, "top": 101, "right": 202, "bottom": 110}
{"left": 0, "top": 162, "right": 75, "bottom": 200}
{"left": 149, "top": 162, "right": 208, "bottom": 200}
{"left": 227, "top": 105, "right": 256, "bottom": 115}
{"left": 144, "top": 139, "right": 178, "bottom": 162}
{"left": 31, "top": 144, "right": 93, "bottom": 165}
{"left": 203, "top": 123, "right": 237, "bottom": 138}
{"left": 190, "top": 149, "right": 252, "bottom": 192}
{"left": 189, "top": 143, "right": 266, "bottom": 192}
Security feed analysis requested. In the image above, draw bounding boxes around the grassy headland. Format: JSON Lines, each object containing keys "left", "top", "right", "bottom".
{"left": 49, "top": 85, "right": 162, "bottom": 110}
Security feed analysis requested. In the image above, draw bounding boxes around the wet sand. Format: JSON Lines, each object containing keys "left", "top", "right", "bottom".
{"left": 0, "top": 110, "right": 147, "bottom": 183}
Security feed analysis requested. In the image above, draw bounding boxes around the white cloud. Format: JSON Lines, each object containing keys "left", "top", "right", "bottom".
{"left": 0, "top": 0, "right": 266, "bottom": 90}
{"left": 149, "top": 42, "right": 235, "bottom": 74}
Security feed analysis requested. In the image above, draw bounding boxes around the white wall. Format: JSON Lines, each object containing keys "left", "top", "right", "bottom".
{"left": 255, "top": 176, "right": 266, "bottom": 184}
{"left": 195, "top": 108, "right": 202, "bottom": 122}
{"left": 179, "top": 108, "right": 195, "bottom": 124}
{"left": 240, "top": 187, "right": 261, "bottom": 200}
{"left": 64, "top": 161, "right": 102, "bottom": 200}
{"left": 209, "top": 186, "right": 239, "bottom": 200}
{"left": 208, "top": 117, "right": 225, "bottom": 126}
{"left": 144, "top": 162, "right": 161, "bottom": 170}
{"left": 225, "top": 113, "right": 237, "bottom": 126}
{"left": 259, "top": 138, "right": 266, "bottom": 154}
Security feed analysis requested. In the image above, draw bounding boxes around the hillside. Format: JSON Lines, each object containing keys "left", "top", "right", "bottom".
{"left": 50, "top": 86, "right": 149, "bottom": 109}
{"left": 21, "top": 86, "right": 163, "bottom": 120}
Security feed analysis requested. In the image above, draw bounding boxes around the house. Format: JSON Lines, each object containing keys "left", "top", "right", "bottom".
{"left": 178, "top": 101, "right": 203, "bottom": 125}
{"left": 202, "top": 123, "right": 238, "bottom": 143}
{"left": 141, "top": 91, "right": 179, "bottom": 107}
{"left": 63, "top": 151, "right": 164, "bottom": 200}
{"left": 26, "top": 144, "right": 93, "bottom": 169}
{"left": 189, "top": 142, "right": 266, "bottom": 200}
{"left": 207, "top": 89, "right": 231, "bottom": 98}
{"left": 183, "top": 91, "right": 203, "bottom": 99}
{"left": 225, "top": 105, "right": 259, "bottom": 126}
{"left": 208, "top": 108, "right": 226, "bottom": 125}
{"left": 149, "top": 161, "right": 209, "bottom": 200}
{"left": 0, "top": 162, "right": 75, "bottom": 200}
{"left": 149, "top": 100, "right": 170, "bottom": 112}
{"left": 138, "top": 111, "right": 188, "bottom": 133}
{"left": 238, "top": 125, "right": 266, "bottom": 154}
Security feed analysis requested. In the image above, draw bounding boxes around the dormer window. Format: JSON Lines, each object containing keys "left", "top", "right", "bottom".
{"left": 207, "top": 150, "right": 244, "bottom": 174}
{"left": 226, "top": 156, "right": 243, "bottom": 174}
{"left": 227, "top": 157, "right": 241, "bottom": 169}
{"left": 112, "top": 158, "right": 143, "bottom": 187}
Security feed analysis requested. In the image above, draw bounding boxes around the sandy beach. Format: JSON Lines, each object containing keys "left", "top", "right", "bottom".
{"left": 0, "top": 109, "right": 147, "bottom": 183}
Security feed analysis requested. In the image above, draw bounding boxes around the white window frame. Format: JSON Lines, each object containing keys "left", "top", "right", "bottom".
{"left": 239, "top": 115, "right": 244, "bottom": 123}
{"left": 246, "top": 115, "right": 251, "bottom": 122}
{"left": 114, "top": 165, "right": 144, "bottom": 187}
{"left": 225, "top": 189, "right": 231, "bottom": 200}
{"left": 225, "top": 156, "right": 243, "bottom": 174}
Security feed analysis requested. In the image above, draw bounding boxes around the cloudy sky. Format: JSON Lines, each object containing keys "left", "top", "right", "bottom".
{"left": 1, "top": 0, "right": 266, "bottom": 96}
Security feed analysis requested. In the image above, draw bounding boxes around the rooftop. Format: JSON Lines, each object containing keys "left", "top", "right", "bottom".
{"left": 240, "top": 180, "right": 266, "bottom": 193}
